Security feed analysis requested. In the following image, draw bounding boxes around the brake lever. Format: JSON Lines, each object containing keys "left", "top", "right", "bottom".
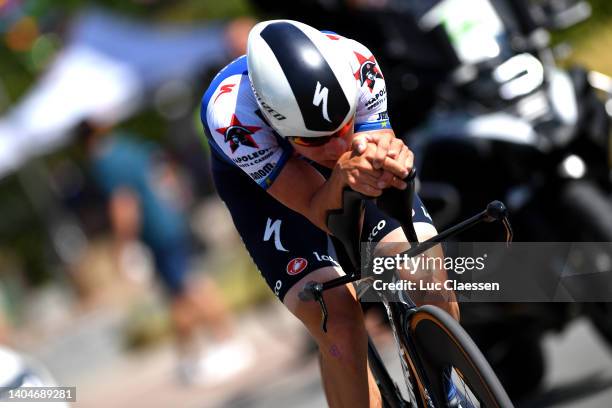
{"left": 299, "top": 281, "right": 329, "bottom": 333}
{"left": 317, "top": 294, "right": 329, "bottom": 333}
{"left": 483, "top": 200, "right": 513, "bottom": 245}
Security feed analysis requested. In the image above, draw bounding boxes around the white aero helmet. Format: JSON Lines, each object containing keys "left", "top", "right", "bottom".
{"left": 247, "top": 20, "right": 357, "bottom": 138}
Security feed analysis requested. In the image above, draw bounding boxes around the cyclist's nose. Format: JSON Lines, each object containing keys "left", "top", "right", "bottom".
{"left": 324, "top": 137, "right": 348, "bottom": 158}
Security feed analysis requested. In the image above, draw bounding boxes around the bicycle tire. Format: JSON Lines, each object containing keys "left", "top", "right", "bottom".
{"left": 406, "top": 305, "right": 514, "bottom": 408}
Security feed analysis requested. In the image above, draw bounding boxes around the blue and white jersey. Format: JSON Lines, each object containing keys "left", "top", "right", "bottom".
{"left": 200, "top": 33, "right": 391, "bottom": 189}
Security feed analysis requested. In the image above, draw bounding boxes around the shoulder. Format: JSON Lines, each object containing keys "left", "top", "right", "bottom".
{"left": 321, "top": 32, "right": 386, "bottom": 103}
{"left": 201, "top": 55, "right": 261, "bottom": 143}
{"left": 320, "top": 31, "right": 381, "bottom": 72}
{"left": 199, "top": 56, "right": 293, "bottom": 189}
{"left": 327, "top": 35, "right": 389, "bottom": 131}
{"left": 201, "top": 55, "right": 249, "bottom": 114}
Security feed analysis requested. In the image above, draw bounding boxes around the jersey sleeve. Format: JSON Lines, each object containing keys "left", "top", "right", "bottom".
{"left": 348, "top": 39, "right": 392, "bottom": 133}
{"left": 202, "top": 72, "right": 292, "bottom": 189}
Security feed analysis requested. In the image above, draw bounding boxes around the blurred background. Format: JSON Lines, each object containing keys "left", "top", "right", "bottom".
{"left": 1, "top": 0, "right": 612, "bottom": 407}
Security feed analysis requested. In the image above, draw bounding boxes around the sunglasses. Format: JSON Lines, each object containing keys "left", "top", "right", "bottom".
{"left": 287, "top": 134, "right": 334, "bottom": 147}
{"left": 287, "top": 121, "right": 354, "bottom": 148}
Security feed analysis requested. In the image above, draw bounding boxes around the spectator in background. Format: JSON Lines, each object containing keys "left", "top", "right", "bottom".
{"left": 77, "top": 121, "right": 253, "bottom": 385}
{"left": 0, "top": 294, "right": 9, "bottom": 345}
{"left": 224, "top": 17, "right": 257, "bottom": 62}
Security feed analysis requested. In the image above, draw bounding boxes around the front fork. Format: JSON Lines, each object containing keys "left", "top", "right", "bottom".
{"left": 382, "top": 296, "right": 436, "bottom": 408}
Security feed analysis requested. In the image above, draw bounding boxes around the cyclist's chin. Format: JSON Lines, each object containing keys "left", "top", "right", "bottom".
{"left": 293, "top": 147, "right": 338, "bottom": 167}
{"left": 311, "top": 153, "right": 340, "bottom": 168}
{"left": 316, "top": 159, "right": 337, "bottom": 168}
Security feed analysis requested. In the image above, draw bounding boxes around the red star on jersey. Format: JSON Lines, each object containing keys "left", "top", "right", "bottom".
{"left": 353, "top": 52, "right": 383, "bottom": 92}
{"left": 216, "top": 114, "right": 261, "bottom": 153}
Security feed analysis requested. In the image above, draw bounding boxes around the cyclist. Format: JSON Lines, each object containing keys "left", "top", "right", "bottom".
{"left": 201, "top": 20, "right": 458, "bottom": 407}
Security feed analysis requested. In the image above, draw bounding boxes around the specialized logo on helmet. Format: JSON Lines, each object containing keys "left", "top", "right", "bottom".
{"left": 216, "top": 114, "right": 260, "bottom": 153}
{"left": 286, "top": 258, "right": 308, "bottom": 275}
{"left": 312, "top": 81, "right": 331, "bottom": 123}
{"left": 353, "top": 52, "right": 383, "bottom": 92}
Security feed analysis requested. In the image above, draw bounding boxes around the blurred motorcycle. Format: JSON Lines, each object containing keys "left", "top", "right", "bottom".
{"left": 403, "top": 0, "right": 612, "bottom": 399}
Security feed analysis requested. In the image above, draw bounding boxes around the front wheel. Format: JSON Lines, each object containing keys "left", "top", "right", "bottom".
{"left": 407, "top": 305, "right": 514, "bottom": 408}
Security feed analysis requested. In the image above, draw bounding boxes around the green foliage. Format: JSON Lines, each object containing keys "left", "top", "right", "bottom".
{"left": 551, "top": 0, "right": 612, "bottom": 44}
{"left": 586, "top": 0, "right": 612, "bottom": 21}
{"left": 0, "top": 174, "right": 53, "bottom": 287}
{"left": 154, "top": 0, "right": 253, "bottom": 22}
{"left": 0, "top": 47, "right": 35, "bottom": 106}
{"left": 120, "top": 108, "right": 167, "bottom": 145}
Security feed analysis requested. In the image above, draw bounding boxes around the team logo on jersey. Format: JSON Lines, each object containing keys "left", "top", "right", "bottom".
{"left": 286, "top": 258, "right": 308, "bottom": 275}
{"left": 216, "top": 114, "right": 260, "bottom": 153}
{"left": 353, "top": 52, "right": 383, "bottom": 92}
{"left": 213, "top": 83, "right": 236, "bottom": 103}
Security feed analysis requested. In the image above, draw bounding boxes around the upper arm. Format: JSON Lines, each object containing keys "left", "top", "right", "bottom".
{"left": 267, "top": 156, "right": 329, "bottom": 227}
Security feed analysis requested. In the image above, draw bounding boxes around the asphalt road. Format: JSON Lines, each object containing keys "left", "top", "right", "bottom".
{"left": 215, "top": 318, "right": 612, "bottom": 408}
{"left": 65, "top": 305, "right": 612, "bottom": 408}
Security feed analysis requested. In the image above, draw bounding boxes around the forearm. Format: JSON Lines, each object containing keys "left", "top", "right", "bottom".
{"left": 306, "top": 165, "right": 347, "bottom": 233}
{"left": 268, "top": 157, "right": 348, "bottom": 233}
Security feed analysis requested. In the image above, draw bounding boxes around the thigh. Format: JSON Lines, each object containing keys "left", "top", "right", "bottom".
{"left": 361, "top": 192, "right": 436, "bottom": 248}
{"left": 282, "top": 266, "right": 357, "bottom": 328}
{"left": 214, "top": 169, "right": 342, "bottom": 302}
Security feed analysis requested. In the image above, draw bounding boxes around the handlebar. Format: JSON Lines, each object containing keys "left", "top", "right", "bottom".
{"left": 299, "top": 171, "right": 512, "bottom": 332}
{"left": 325, "top": 169, "right": 420, "bottom": 273}
{"left": 377, "top": 168, "right": 419, "bottom": 243}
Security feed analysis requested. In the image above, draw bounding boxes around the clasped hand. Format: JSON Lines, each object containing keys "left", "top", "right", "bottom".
{"left": 336, "top": 131, "right": 414, "bottom": 197}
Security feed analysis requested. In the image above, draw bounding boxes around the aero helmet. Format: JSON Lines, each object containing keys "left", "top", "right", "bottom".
{"left": 247, "top": 20, "right": 357, "bottom": 138}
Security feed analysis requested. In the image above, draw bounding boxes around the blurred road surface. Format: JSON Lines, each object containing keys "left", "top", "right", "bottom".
{"left": 33, "top": 303, "right": 612, "bottom": 408}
